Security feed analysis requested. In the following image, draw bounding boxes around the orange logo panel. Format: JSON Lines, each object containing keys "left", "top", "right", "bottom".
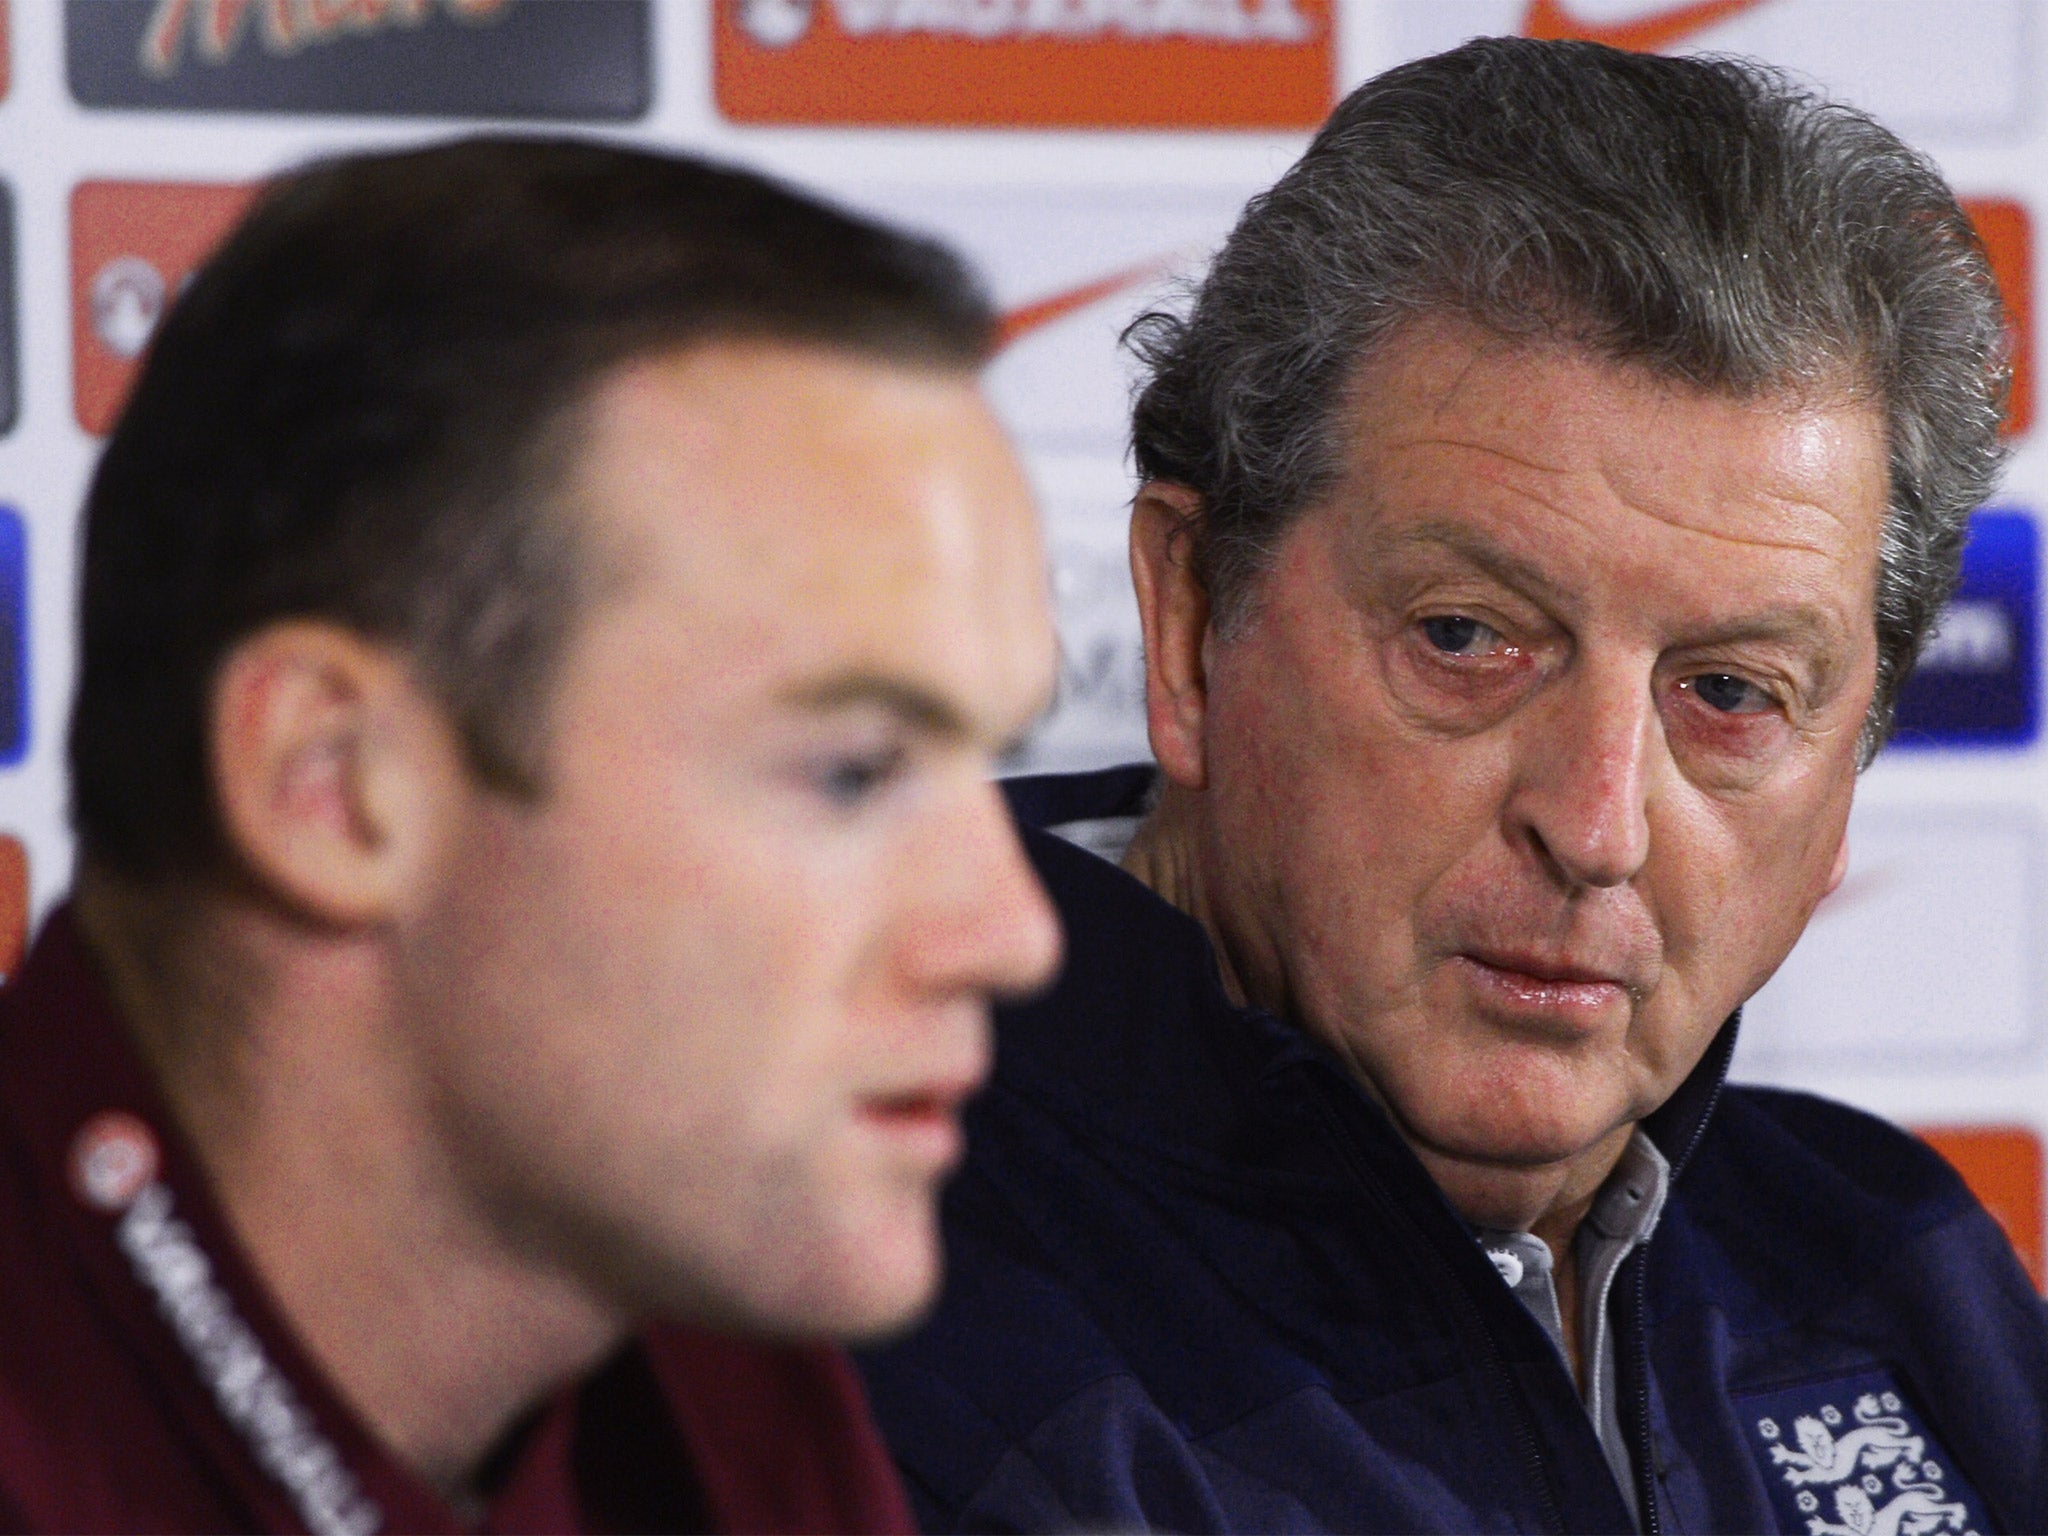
{"left": 714, "top": 0, "right": 1333, "bottom": 129}
{"left": 71, "top": 181, "right": 258, "bottom": 436}
{"left": 1916, "top": 1125, "right": 2044, "bottom": 1291}
{"left": 1963, "top": 199, "right": 2033, "bottom": 440}
{"left": 0, "top": 2, "right": 11, "bottom": 104}
{"left": 0, "top": 835, "right": 24, "bottom": 984}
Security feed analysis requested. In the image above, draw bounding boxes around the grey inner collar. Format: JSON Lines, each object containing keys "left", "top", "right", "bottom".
{"left": 1476, "top": 1129, "right": 1671, "bottom": 1529}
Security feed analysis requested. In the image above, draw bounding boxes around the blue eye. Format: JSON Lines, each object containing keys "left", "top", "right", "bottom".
{"left": 816, "top": 748, "right": 905, "bottom": 807}
{"left": 1421, "top": 615, "right": 1501, "bottom": 656}
{"left": 1690, "top": 673, "right": 1771, "bottom": 714}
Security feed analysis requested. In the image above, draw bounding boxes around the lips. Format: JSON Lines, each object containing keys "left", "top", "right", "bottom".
{"left": 863, "top": 1079, "right": 976, "bottom": 1123}
{"left": 1462, "top": 947, "right": 1637, "bottom": 989}
{"left": 857, "top": 1094, "right": 967, "bottom": 1170}
{"left": 1451, "top": 947, "right": 1642, "bottom": 1026}
{"left": 857, "top": 1060, "right": 988, "bottom": 1168}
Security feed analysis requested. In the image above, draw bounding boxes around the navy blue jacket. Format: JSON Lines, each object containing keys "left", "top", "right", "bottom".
{"left": 860, "top": 767, "right": 2048, "bottom": 1533}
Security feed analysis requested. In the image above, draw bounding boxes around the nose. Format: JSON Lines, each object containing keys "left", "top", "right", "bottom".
{"left": 906, "top": 778, "right": 1065, "bottom": 1003}
{"left": 1505, "top": 658, "right": 1656, "bottom": 891}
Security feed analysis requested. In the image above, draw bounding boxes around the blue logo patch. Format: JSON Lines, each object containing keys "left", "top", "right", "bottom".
{"left": 1892, "top": 509, "right": 2037, "bottom": 748}
{"left": 1738, "top": 1369, "right": 1991, "bottom": 1535}
{"left": 0, "top": 508, "right": 23, "bottom": 767}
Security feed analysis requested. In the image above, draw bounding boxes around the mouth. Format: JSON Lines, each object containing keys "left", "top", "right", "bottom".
{"left": 856, "top": 1075, "right": 982, "bottom": 1168}
{"left": 1451, "top": 949, "right": 1639, "bottom": 1028}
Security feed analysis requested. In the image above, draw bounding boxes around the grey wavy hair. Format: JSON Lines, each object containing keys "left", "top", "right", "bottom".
{"left": 1128, "top": 37, "right": 2010, "bottom": 762}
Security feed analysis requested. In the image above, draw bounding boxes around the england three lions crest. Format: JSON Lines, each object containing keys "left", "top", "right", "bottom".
{"left": 1739, "top": 1372, "right": 1993, "bottom": 1536}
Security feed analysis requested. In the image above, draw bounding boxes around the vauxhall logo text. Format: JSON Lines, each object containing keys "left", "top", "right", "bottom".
{"left": 117, "top": 1182, "right": 383, "bottom": 1536}
{"left": 738, "top": 0, "right": 1315, "bottom": 47}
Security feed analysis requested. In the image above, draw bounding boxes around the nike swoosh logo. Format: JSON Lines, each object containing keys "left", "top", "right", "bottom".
{"left": 1521, "top": 0, "right": 1770, "bottom": 51}
{"left": 997, "top": 259, "right": 1171, "bottom": 350}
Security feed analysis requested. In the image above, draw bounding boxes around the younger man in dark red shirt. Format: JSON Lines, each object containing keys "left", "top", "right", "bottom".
{"left": 0, "top": 138, "right": 1060, "bottom": 1533}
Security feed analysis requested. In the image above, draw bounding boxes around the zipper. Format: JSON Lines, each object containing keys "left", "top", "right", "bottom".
{"left": 1290, "top": 1064, "right": 1571, "bottom": 1535}
{"left": 1618, "top": 1249, "right": 1660, "bottom": 1534}
{"left": 1610, "top": 1016, "right": 1732, "bottom": 1535}
{"left": 1664, "top": 1051, "right": 1729, "bottom": 1182}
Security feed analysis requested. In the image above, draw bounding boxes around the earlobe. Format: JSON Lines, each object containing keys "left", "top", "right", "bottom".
{"left": 1824, "top": 828, "right": 1851, "bottom": 899}
{"left": 1129, "top": 483, "right": 1213, "bottom": 791}
{"left": 210, "top": 623, "right": 462, "bottom": 926}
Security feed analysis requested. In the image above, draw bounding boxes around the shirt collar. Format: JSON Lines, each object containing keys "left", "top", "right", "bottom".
{"left": 1583, "top": 1128, "right": 1671, "bottom": 1245}
{"left": 1473, "top": 1129, "right": 1670, "bottom": 1255}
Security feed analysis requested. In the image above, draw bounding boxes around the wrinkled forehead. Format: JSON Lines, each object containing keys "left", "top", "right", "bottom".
{"left": 1340, "top": 311, "right": 1881, "bottom": 449}
{"left": 1335, "top": 316, "right": 1886, "bottom": 525}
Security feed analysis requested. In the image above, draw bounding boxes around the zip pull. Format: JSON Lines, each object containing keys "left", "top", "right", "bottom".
{"left": 1487, "top": 1247, "right": 1527, "bottom": 1288}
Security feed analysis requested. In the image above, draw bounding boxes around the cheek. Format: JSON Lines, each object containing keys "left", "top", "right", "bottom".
{"left": 1202, "top": 645, "right": 1338, "bottom": 898}
{"left": 1206, "top": 639, "right": 1505, "bottom": 969}
{"left": 657, "top": 841, "right": 884, "bottom": 1113}
{"left": 512, "top": 782, "right": 875, "bottom": 1129}
{"left": 1650, "top": 775, "right": 1854, "bottom": 1008}
{"left": 1206, "top": 610, "right": 1388, "bottom": 808}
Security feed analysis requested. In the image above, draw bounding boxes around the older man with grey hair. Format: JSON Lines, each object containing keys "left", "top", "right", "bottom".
{"left": 858, "top": 37, "right": 2048, "bottom": 1534}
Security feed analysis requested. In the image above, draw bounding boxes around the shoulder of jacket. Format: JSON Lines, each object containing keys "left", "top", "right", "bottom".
{"left": 1701, "top": 1084, "right": 1973, "bottom": 1220}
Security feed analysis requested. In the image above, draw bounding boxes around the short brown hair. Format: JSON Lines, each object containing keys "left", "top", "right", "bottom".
{"left": 70, "top": 136, "right": 994, "bottom": 879}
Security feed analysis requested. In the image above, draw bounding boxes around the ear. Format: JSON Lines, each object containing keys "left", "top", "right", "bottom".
{"left": 1129, "top": 483, "right": 1213, "bottom": 791}
{"left": 1824, "top": 825, "right": 1851, "bottom": 899}
{"left": 209, "top": 622, "right": 467, "bottom": 926}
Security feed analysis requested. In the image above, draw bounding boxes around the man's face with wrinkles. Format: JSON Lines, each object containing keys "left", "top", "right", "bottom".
{"left": 1193, "top": 316, "right": 1887, "bottom": 1208}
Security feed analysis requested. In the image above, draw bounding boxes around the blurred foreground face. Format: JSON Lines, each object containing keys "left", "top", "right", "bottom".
{"left": 401, "top": 339, "right": 1061, "bottom": 1338}
{"left": 1195, "top": 317, "right": 1887, "bottom": 1203}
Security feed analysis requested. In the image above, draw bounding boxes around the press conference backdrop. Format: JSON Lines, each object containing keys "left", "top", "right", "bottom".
{"left": 0, "top": 0, "right": 2041, "bottom": 1284}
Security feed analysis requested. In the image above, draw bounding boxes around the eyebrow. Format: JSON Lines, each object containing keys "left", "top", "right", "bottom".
{"left": 1676, "top": 609, "right": 1839, "bottom": 652}
{"left": 1386, "top": 519, "right": 1848, "bottom": 669}
{"left": 1378, "top": 519, "right": 1575, "bottom": 609}
{"left": 778, "top": 673, "right": 971, "bottom": 738}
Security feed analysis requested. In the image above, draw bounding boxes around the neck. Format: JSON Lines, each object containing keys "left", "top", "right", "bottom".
{"left": 72, "top": 871, "right": 625, "bottom": 1507}
{"left": 1120, "top": 782, "right": 1256, "bottom": 1007}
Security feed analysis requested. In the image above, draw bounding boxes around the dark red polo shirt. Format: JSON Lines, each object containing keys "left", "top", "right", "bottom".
{"left": 0, "top": 907, "right": 915, "bottom": 1535}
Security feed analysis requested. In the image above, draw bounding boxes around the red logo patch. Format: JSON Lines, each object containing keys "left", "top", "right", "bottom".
{"left": 1962, "top": 199, "right": 2033, "bottom": 440}
{"left": 70, "top": 180, "right": 259, "bottom": 435}
{"left": 0, "top": 835, "right": 22, "bottom": 984}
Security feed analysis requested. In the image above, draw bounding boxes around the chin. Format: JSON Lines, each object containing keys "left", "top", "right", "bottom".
{"left": 831, "top": 1211, "right": 948, "bottom": 1342}
{"left": 722, "top": 1204, "right": 945, "bottom": 1344}
{"left": 1415, "top": 1037, "right": 1636, "bottom": 1149}
{"left": 569, "top": 1180, "right": 942, "bottom": 1345}
{"left": 1397, "top": 1080, "right": 1622, "bottom": 1174}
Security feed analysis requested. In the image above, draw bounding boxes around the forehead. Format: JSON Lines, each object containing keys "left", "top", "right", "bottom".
{"left": 1327, "top": 317, "right": 1890, "bottom": 617}
{"left": 562, "top": 338, "right": 1051, "bottom": 718}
